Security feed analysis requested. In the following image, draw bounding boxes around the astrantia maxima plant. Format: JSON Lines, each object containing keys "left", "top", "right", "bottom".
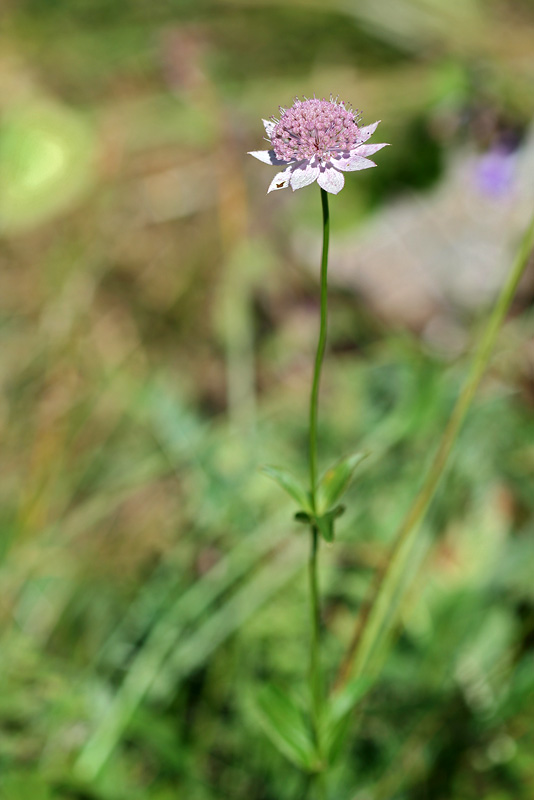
{"left": 248, "top": 95, "right": 388, "bottom": 194}
{"left": 248, "top": 94, "right": 533, "bottom": 800}
{"left": 249, "top": 94, "right": 389, "bottom": 799}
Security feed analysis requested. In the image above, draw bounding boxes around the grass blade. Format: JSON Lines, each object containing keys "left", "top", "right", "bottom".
{"left": 335, "top": 213, "right": 534, "bottom": 691}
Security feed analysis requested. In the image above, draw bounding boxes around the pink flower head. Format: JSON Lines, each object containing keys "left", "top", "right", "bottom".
{"left": 248, "top": 95, "right": 388, "bottom": 195}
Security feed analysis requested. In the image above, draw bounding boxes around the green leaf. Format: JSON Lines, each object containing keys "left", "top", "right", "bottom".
{"left": 323, "top": 676, "right": 372, "bottom": 763}
{"left": 323, "top": 710, "right": 352, "bottom": 765}
{"left": 328, "top": 675, "right": 372, "bottom": 726}
{"left": 261, "top": 466, "right": 313, "bottom": 512}
{"left": 250, "top": 684, "right": 319, "bottom": 771}
{"left": 316, "top": 452, "right": 368, "bottom": 515}
{"left": 294, "top": 511, "right": 313, "bottom": 524}
{"left": 315, "top": 505, "right": 345, "bottom": 543}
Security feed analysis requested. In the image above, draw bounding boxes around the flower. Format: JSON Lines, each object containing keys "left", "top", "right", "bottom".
{"left": 248, "top": 95, "right": 388, "bottom": 195}
{"left": 475, "top": 144, "right": 517, "bottom": 198}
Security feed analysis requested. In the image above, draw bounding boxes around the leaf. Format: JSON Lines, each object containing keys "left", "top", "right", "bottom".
{"left": 323, "top": 711, "right": 352, "bottom": 766}
{"left": 294, "top": 511, "right": 313, "bottom": 524}
{"left": 250, "top": 684, "right": 319, "bottom": 771}
{"left": 261, "top": 466, "right": 313, "bottom": 513}
{"left": 328, "top": 675, "right": 372, "bottom": 726}
{"left": 316, "top": 452, "right": 368, "bottom": 515}
{"left": 315, "top": 505, "right": 345, "bottom": 543}
{"left": 323, "top": 676, "right": 372, "bottom": 763}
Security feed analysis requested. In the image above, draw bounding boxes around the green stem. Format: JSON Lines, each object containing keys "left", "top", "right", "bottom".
{"left": 308, "top": 188, "right": 330, "bottom": 799}
{"left": 309, "top": 526, "right": 326, "bottom": 798}
{"left": 335, "top": 212, "right": 534, "bottom": 691}
{"left": 309, "top": 188, "right": 330, "bottom": 501}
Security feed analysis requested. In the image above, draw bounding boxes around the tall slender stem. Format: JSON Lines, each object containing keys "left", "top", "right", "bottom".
{"left": 309, "top": 188, "right": 330, "bottom": 502}
{"left": 308, "top": 188, "right": 330, "bottom": 799}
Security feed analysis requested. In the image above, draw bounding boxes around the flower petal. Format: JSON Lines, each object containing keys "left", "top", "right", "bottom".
{"left": 333, "top": 154, "right": 377, "bottom": 172}
{"left": 356, "top": 121, "right": 380, "bottom": 144}
{"left": 262, "top": 118, "right": 276, "bottom": 138}
{"left": 289, "top": 162, "right": 319, "bottom": 191}
{"left": 351, "top": 142, "right": 389, "bottom": 158}
{"left": 267, "top": 167, "right": 291, "bottom": 193}
{"left": 248, "top": 150, "right": 289, "bottom": 166}
{"left": 317, "top": 166, "right": 344, "bottom": 194}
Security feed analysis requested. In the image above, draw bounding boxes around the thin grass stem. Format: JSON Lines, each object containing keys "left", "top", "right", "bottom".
{"left": 335, "top": 213, "right": 534, "bottom": 691}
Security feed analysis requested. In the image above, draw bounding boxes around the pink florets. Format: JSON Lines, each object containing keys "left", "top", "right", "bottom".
{"left": 248, "top": 94, "right": 388, "bottom": 194}
{"left": 271, "top": 97, "right": 361, "bottom": 162}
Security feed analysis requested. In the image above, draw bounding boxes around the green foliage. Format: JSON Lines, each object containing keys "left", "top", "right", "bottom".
{"left": 315, "top": 504, "right": 345, "bottom": 543}
{"left": 0, "top": 103, "right": 96, "bottom": 234}
{"left": 263, "top": 452, "right": 367, "bottom": 542}
{"left": 261, "top": 465, "right": 313, "bottom": 513}
{"left": 316, "top": 452, "right": 368, "bottom": 516}
{"left": 323, "top": 676, "right": 372, "bottom": 764}
{"left": 249, "top": 684, "right": 319, "bottom": 771}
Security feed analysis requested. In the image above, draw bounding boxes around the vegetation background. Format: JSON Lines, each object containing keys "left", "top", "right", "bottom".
{"left": 1, "top": 1, "right": 534, "bottom": 798}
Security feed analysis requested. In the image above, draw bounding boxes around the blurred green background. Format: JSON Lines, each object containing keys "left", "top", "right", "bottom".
{"left": 1, "top": 1, "right": 534, "bottom": 798}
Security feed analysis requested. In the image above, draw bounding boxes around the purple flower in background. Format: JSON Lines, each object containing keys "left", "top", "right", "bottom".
{"left": 248, "top": 96, "right": 388, "bottom": 195}
{"left": 475, "top": 144, "right": 517, "bottom": 198}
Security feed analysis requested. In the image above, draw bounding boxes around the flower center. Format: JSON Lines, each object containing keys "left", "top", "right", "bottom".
{"left": 271, "top": 98, "right": 360, "bottom": 162}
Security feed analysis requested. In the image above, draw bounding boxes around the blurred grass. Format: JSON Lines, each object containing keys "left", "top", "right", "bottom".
{"left": 1, "top": 1, "right": 534, "bottom": 799}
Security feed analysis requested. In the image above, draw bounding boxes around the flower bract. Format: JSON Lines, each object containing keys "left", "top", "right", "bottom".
{"left": 249, "top": 95, "right": 388, "bottom": 195}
